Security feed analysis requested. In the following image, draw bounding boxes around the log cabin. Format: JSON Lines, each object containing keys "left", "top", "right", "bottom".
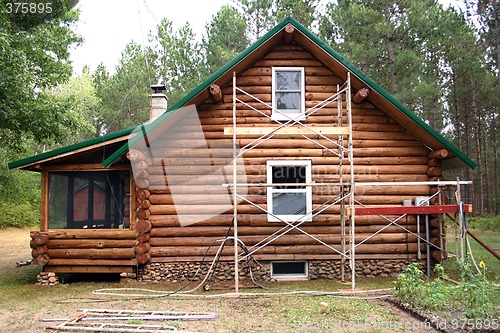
{"left": 9, "top": 17, "right": 475, "bottom": 285}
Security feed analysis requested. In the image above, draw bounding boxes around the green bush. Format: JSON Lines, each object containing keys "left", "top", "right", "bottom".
{"left": 395, "top": 261, "right": 499, "bottom": 320}
{"left": 465, "top": 216, "right": 500, "bottom": 232}
{"left": 0, "top": 201, "right": 40, "bottom": 228}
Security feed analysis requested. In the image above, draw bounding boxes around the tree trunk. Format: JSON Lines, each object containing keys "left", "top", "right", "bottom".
{"left": 472, "top": 82, "right": 484, "bottom": 215}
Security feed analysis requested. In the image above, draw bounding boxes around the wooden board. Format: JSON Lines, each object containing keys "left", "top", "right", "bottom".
{"left": 355, "top": 204, "right": 472, "bottom": 215}
{"left": 224, "top": 126, "right": 350, "bottom": 136}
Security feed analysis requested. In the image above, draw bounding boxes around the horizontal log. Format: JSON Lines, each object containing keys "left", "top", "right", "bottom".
{"left": 31, "top": 232, "right": 49, "bottom": 245}
{"left": 352, "top": 87, "right": 370, "bottom": 104}
{"left": 150, "top": 225, "right": 418, "bottom": 238}
{"left": 209, "top": 83, "right": 222, "bottom": 103}
{"left": 151, "top": 253, "right": 422, "bottom": 262}
{"left": 239, "top": 66, "right": 335, "bottom": 77}
{"left": 197, "top": 102, "right": 374, "bottom": 114}
{"left": 283, "top": 23, "right": 295, "bottom": 44}
{"left": 44, "top": 229, "right": 136, "bottom": 240}
{"left": 135, "top": 219, "right": 152, "bottom": 233}
{"left": 428, "top": 149, "right": 448, "bottom": 159}
{"left": 148, "top": 213, "right": 418, "bottom": 228}
{"left": 136, "top": 189, "right": 151, "bottom": 200}
{"left": 46, "top": 248, "right": 136, "bottom": 260}
{"left": 431, "top": 249, "right": 443, "bottom": 262}
{"left": 32, "top": 246, "right": 47, "bottom": 256}
{"left": 134, "top": 242, "right": 151, "bottom": 254}
{"left": 264, "top": 50, "right": 312, "bottom": 61}
{"left": 135, "top": 179, "right": 150, "bottom": 189}
{"left": 149, "top": 233, "right": 417, "bottom": 247}
{"left": 149, "top": 243, "right": 423, "bottom": 257}
{"left": 224, "top": 126, "right": 350, "bottom": 136}
{"left": 137, "top": 252, "right": 151, "bottom": 265}
{"left": 147, "top": 192, "right": 426, "bottom": 207}
{"left": 46, "top": 259, "right": 138, "bottom": 266}
{"left": 136, "top": 209, "right": 151, "bottom": 220}
{"left": 135, "top": 170, "right": 150, "bottom": 180}
{"left": 136, "top": 233, "right": 151, "bottom": 243}
{"left": 427, "top": 159, "right": 440, "bottom": 167}
{"left": 146, "top": 157, "right": 427, "bottom": 172}
{"left": 43, "top": 265, "right": 135, "bottom": 274}
{"left": 132, "top": 160, "right": 149, "bottom": 170}
{"left": 33, "top": 254, "right": 49, "bottom": 266}
{"left": 136, "top": 198, "right": 151, "bottom": 209}
{"left": 253, "top": 59, "right": 324, "bottom": 68}
{"left": 127, "top": 149, "right": 146, "bottom": 162}
{"left": 427, "top": 167, "right": 442, "bottom": 177}
{"left": 200, "top": 130, "right": 419, "bottom": 141}
{"left": 47, "top": 239, "right": 136, "bottom": 249}
{"left": 145, "top": 147, "right": 428, "bottom": 159}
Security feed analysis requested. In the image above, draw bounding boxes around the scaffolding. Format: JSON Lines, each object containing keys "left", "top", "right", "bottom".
{"left": 226, "top": 72, "right": 472, "bottom": 292}
{"left": 227, "top": 72, "right": 356, "bottom": 291}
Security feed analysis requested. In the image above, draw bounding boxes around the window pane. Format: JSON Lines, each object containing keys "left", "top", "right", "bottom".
{"left": 276, "top": 92, "right": 300, "bottom": 111}
{"left": 48, "top": 174, "right": 68, "bottom": 229}
{"left": 276, "top": 71, "right": 300, "bottom": 90}
{"left": 272, "top": 192, "right": 306, "bottom": 215}
{"left": 272, "top": 166, "right": 306, "bottom": 186}
{"left": 272, "top": 262, "right": 307, "bottom": 275}
{"left": 73, "top": 177, "right": 90, "bottom": 222}
{"left": 48, "top": 171, "right": 128, "bottom": 229}
{"left": 93, "top": 180, "right": 106, "bottom": 220}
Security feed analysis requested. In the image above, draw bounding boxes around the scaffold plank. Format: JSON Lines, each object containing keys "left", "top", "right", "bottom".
{"left": 224, "top": 126, "right": 350, "bottom": 136}
{"left": 355, "top": 204, "right": 472, "bottom": 216}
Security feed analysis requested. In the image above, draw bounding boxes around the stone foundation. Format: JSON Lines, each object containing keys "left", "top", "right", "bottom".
{"left": 36, "top": 272, "right": 59, "bottom": 285}
{"left": 138, "top": 259, "right": 421, "bottom": 283}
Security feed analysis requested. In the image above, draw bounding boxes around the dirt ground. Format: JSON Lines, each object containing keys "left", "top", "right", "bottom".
{"left": 0, "top": 228, "right": 439, "bottom": 333}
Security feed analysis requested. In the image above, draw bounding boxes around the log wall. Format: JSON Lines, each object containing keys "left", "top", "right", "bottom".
{"left": 134, "top": 42, "right": 441, "bottom": 265}
{"left": 31, "top": 230, "right": 137, "bottom": 273}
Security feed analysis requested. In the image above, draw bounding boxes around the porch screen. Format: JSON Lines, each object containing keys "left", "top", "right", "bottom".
{"left": 48, "top": 171, "right": 129, "bottom": 229}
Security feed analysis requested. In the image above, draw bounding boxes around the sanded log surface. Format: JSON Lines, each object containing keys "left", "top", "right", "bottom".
{"left": 51, "top": 43, "right": 442, "bottom": 264}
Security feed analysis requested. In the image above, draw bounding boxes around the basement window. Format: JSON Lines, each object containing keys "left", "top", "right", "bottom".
{"left": 272, "top": 67, "right": 305, "bottom": 121}
{"left": 267, "top": 160, "right": 312, "bottom": 222}
{"left": 47, "top": 171, "right": 130, "bottom": 229}
{"left": 271, "top": 261, "right": 308, "bottom": 280}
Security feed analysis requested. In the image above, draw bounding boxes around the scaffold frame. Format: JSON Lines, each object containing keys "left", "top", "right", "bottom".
{"left": 226, "top": 71, "right": 472, "bottom": 292}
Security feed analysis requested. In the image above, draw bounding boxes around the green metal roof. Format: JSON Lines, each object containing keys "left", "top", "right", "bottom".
{"left": 103, "top": 17, "right": 476, "bottom": 169}
{"left": 8, "top": 127, "right": 134, "bottom": 170}
{"left": 11, "top": 17, "right": 475, "bottom": 170}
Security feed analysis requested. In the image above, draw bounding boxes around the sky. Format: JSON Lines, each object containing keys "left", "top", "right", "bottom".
{"left": 70, "top": 0, "right": 231, "bottom": 74}
{"left": 70, "top": 0, "right": 465, "bottom": 75}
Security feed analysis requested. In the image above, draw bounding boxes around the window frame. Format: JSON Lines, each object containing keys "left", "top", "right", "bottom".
{"left": 266, "top": 160, "right": 312, "bottom": 222}
{"left": 46, "top": 170, "right": 131, "bottom": 230}
{"left": 271, "top": 67, "right": 306, "bottom": 121}
{"left": 271, "top": 261, "right": 309, "bottom": 280}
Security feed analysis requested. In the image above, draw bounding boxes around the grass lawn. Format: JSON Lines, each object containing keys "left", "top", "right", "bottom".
{"left": 444, "top": 227, "right": 500, "bottom": 281}
{"left": 0, "top": 228, "right": 437, "bottom": 333}
{"left": 1, "top": 221, "right": 497, "bottom": 332}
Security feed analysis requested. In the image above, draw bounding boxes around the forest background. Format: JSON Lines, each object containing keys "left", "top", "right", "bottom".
{"left": 0, "top": 0, "right": 498, "bottom": 228}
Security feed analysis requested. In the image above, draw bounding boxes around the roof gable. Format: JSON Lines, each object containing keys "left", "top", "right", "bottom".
{"left": 103, "top": 16, "right": 475, "bottom": 169}
{"left": 10, "top": 17, "right": 476, "bottom": 170}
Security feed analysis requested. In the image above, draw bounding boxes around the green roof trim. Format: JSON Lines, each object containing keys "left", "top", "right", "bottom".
{"left": 14, "top": 17, "right": 473, "bottom": 171}
{"left": 104, "top": 16, "right": 475, "bottom": 170}
{"left": 8, "top": 127, "right": 134, "bottom": 170}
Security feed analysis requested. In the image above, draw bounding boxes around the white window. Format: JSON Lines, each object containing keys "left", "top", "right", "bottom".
{"left": 266, "top": 160, "right": 312, "bottom": 222}
{"left": 272, "top": 67, "right": 305, "bottom": 121}
{"left": 271, "top": 261, "right": 308, "bottom": 280}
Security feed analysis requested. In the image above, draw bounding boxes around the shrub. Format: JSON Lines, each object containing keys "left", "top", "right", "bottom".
{"left": 0, "top": 201, "right": 39, "bottom": 228}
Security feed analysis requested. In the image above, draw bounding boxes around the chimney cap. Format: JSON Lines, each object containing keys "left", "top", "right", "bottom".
{"left": 151, "top": 83, "right": 166, "bottom": 93}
